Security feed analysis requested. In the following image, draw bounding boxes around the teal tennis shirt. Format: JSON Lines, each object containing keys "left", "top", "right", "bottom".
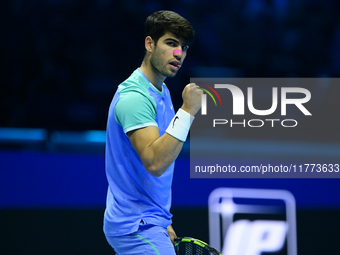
{"left": 104, "top": 68, "right": 175, "bottom": 236}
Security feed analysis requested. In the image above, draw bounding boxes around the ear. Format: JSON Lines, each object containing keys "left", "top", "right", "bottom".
{"left": 145, "top": 36, "right": 154, "bottom": 53}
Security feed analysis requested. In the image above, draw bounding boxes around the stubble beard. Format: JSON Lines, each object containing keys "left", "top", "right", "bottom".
{"left": 150, "top": 51, "right": 177, "bottom": 78}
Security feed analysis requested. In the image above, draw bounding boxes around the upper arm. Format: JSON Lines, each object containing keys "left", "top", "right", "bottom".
{"left": 127, "top": 126, "right": 160, "bottom": 161}
{"left": 115, "top": 90, "right": 180, "bottom": 176}
{"left": 115, "top": 91, "right": 160, "bottom": 169}
{"left": 127, "top": 126, "right": 177, "bottom": 177}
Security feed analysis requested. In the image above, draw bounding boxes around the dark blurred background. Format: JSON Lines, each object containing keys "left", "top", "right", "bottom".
{"left": 2, "top": 0, "right": 340, "bottom": 131}
{"left": 1, "top": 0, "right": 340, "bottom": 254}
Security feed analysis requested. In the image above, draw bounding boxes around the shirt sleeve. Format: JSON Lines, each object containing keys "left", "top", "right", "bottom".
{"left": 115, "top": 91, "right": 158, "bottom": 134}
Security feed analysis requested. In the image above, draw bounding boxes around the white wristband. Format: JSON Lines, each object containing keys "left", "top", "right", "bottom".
{"left": 166, "top": 108, "right": 194, "bottom": 142}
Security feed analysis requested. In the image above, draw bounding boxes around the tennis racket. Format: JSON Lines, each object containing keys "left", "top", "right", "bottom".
{"left": 175, "top": 237, "right": 221, "bottom": 255}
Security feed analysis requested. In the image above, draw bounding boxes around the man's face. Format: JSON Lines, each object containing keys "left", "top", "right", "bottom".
{"left": 149, "top": 32, "right": 189, "bottom": 78}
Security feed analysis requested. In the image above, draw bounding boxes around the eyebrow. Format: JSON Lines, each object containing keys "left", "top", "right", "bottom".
{"left": 164, "top": 38, "right": 189, "bottom": 47}
{"left": 164, "top": 38, "right": 180, "bottom": 43}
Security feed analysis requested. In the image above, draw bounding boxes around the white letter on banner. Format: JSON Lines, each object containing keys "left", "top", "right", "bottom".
{"left": 214, "top": 84, "right": 245, "bottom": 115}
{"left": 222, "top": 220, "right": 287, "bottom": 255}
{"left": 248, "top": 87, "right": 278, "bottom": 115}
{"left": 281, "top": 87, "right": 312, "bottom": 116}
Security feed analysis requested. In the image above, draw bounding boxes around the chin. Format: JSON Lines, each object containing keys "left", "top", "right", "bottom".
{"left": 167, "top": 73, "right": 177, "bottom": 78}
{"left": 167, "top": 69, "right": 178, "bottom": 78}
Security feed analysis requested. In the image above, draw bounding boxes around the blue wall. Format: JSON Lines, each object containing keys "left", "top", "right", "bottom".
{"left": 2, "top": 150, "right": 340, "bottom": 209}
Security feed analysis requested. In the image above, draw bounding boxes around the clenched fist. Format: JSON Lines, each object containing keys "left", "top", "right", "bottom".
{"left": 181, "top": 83, "right": 203, "bottom": 116}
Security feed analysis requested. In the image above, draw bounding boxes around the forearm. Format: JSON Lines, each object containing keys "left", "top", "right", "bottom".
{"left": 141, "top": 106, "right": 194, "bottom": 176}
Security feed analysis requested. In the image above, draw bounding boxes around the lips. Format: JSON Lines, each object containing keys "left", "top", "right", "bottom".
{"left": 169, "top": 61, "right": 181, "bottom": 70}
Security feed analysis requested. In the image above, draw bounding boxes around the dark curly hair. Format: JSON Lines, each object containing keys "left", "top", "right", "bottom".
{"left": 145, "top": 10, "right": 195, "bottom": 46}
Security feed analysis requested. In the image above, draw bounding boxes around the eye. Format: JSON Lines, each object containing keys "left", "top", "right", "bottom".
{"left": 182, "top": 45, "right": 189, "bottom": 52}
{"left": 167, "top": 42, "right": 177, "bottom": 47}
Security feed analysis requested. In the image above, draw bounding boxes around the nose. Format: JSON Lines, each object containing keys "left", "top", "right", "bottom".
{"left": 173, "top": 49, "right": 183, "bottom": 61}
{"left": 173, "top": 49, "right": 183, "bottom": 58}
{"left": 174, "top": 49, "right": 183, "bottom": 55}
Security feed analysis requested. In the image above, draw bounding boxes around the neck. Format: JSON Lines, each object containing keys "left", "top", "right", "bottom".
{"left": 140, "top": 59, "right": 165, "bottom": 91}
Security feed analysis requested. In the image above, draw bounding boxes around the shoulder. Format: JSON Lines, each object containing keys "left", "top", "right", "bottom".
{"left": 114, "top": 71, "right": 157, "bottom": 122}
{"left": 118, "top": 70, "right": 155, "bottom": 101}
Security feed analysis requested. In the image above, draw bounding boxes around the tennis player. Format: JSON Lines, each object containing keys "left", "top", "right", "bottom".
{"left": 103, "top": 10, "right": 201, "bottom": 254}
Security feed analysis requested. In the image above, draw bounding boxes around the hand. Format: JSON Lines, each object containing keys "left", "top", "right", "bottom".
{"left": 167, "top": 224, "right": 177, "bottom": 246}
{"left": 181, "top": 83, "right": 203, "bottom": 116}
